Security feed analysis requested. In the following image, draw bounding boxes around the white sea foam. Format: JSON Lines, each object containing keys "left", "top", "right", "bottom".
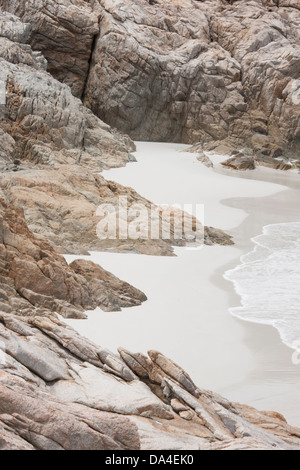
{"left": 225, "top": 223, "right": 300, "bottom": 351}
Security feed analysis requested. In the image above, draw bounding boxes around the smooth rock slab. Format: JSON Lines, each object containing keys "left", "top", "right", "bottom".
{"left": 50, "top": 362, "right": 174, "bottom": 420}
{"left": 5, "top": 336, "right": 70, "bottom": 382}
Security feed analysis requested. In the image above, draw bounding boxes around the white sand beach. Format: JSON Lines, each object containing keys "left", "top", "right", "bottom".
{"left": 65, "top": 142, "right": 300, "bottom": 426}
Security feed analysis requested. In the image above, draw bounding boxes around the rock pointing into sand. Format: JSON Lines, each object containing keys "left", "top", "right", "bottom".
{"left": 0, "top": 198, "right": 147, "bottom": 318}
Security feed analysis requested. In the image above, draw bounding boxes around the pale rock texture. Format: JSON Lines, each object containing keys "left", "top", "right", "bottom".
{"left": 0, "top": 164, "right": 232, "bottom": 255}
{"left": 0, "top": 59, "right": 134, "bottom": 170}
{"left": 1, "top": 312, "right": 300, "bottom": 450}
{"left": 221, "top": 152, "right": 256, "bottom": 170}
{"left": 1, "top": 2, "right": 300, "bottom": 452}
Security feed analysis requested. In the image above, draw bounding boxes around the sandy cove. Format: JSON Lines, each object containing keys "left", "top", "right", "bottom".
{"left": 65, "top": 142, "right": 300, "bottom": 427}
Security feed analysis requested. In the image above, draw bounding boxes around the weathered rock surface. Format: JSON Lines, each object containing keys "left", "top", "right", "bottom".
{"left": 2, "top": 1, "right": 300, "bottom": 170}
{"left": 0, "top": 10, "right": 233, "bottom": 255}
{"left": 0, "top": 63, "right": 133, "bottom": 171}
{"left": 74, "top": 0, "right": 300, "bottom": 169}
{"left": 0, "top": 163, "right": 233, "bottom": 255}
{"left": 0, "top": 199, "right": 147, "bottom": 318}
{"left": 1, "top": 3, "right": 298, "bottom": 451}
{"left": 221, "top": 152, "right": 256, "bottom": 170}
{"left": 1, "top": 312, "right": 300, "bottom": 450}
{"left": 0, "top": 10, "right": 134, "bottom": 171}
{"left": 0, "top": 0, "right": 100, "bottom": 98}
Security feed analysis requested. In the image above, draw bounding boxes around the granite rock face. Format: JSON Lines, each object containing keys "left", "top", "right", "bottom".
{"left": 0, "top": 0, "right": 100, "bottom": 98}
{"left": 2, "top": 0, "right": 300, "bottom": 169}
{"left": 83, "top": 0, "right": 300, "bottom": 168}
{"left": 0, "top": 3, "right": 300, "bottom": 451}
{"left": 84, "top": 0, "right": 244, "bottom": 144}
{"left": 1, "top": 312, "right": 300, "bottom": 450}
{"left": 0, "top": 10, "right": 134, "bottom": 171}
{"left": 0, "top": 10, "right": 232, "bottom": 256}
{"left": 0, "top": 165, "right": 233, "bottom": 255}
{"left": 221, "top": 152, "right": 256, "bottom": 171}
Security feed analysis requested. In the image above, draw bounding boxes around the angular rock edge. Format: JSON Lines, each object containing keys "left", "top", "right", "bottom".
{"left": 1, "top": 312, "right": 300, "bottom": 450}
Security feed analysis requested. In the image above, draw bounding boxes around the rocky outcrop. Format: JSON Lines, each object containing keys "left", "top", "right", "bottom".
{"left": 0, "top": 4, "right": 299, "bottom": 451}
{"left": 0, "top": 10, "right": 134, "bottom": 171}
{"left": 1, "top": 312, "right": 300, "bottom": 450}
{"left": 84, "top": 0, "right": 244, "bottom": 144}
{"left": 2, "top": 1, "right": 299, "bottom": 170}
{"left": 83, "top": 0, "right": 299, "bottom": 169}
{"left": 0, "top": 165, "right": 233, "bottom": 255}
{"left": 0, "top": 199, "right": 147, "bottom": 318}
{"left": 0, "top": 0, "right": 100, "bottom": 98}
{"left": 0, "top": 10, "right": 233, "bottom": 255}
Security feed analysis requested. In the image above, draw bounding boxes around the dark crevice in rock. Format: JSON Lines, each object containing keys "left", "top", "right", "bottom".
{"left": 81, "top": 17, "right": 101, "bottom": 103}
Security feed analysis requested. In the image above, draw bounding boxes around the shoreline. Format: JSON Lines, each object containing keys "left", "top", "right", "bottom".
{"left": 66, "top": 142, "right": 300, "bottom": 427}
{"left": 215, "top": 175, "right": 300, "bottom": 426}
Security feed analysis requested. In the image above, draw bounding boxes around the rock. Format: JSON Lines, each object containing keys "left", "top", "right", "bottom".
{"left": 0, "top": 10, "right": 134, "bottom": 170}
{"left": 171, "top": 398, "right": 189, "bottom": 413}
{"left": 50, "top": 362, "right": 174, "bottom": 420}
{"left": 70, "top": 259, "right": 147, "bottom": 311}
{"left": 0, "top": 314, "right": 300, "bottom": 449}
{"left": 0, "top": 59, "right": 133, "bottom": 170}
{"left": 118, "top": 348, "right": 150, "bottom": 379}
{"left": 204, "top": 226, "right": 234, "bottom": 246}
{"left": 0, "top": 371, "right": 140, "bottom": 450}
{"left": 83, "top": 0, "right": 244, "bottom": 144}
{"left": 5, "top": 335, "right": 70, "bottom": 382}
{"left": 79, "top": 0, "right": 299, "bottom": 169}
{"left": 210, "top": 0, "right": 300, "bottom": 166}
{"left": 161, "top": 378, "right": 234, "bottom": 441}
{"left": 97, "top": 347, "right": 137, "bottom": 382}
{"left": 0, "top": 199, "right": 148, "bottom": 317}
{"left": 0, "top": 129, "right": 15, "bottom": 163}
{"left": 221, "top": 153, "right": 256, "bottom": 170}
{"left": 0, "top": 165, "right": 232, "bottom": 256}
{"left": 0, "top": 0, "right": 100, "bottom": 98}
{"left": 28, "top": 316, "right": 103, "bottom": 368}
{"left": 148, "top": 350, "right": 199, "bottom": 396}
{"left": 0, "top": 10, "right": 30, "bottom": 43}
{"left": 179, "top": 410, "right": 194, "bottom": 421}
{"left": 197, "top": 152, "right": 214, "bottom": 168}
{"left": 2, "top": 1, "right": 300, "bottom": 169}
{"left": 0, "top": 9, "right": 234, "bottom": 257}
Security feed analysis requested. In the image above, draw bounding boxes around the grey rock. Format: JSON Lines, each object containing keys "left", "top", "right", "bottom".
{"left": 0, "top": 0, "right": 100, "bottom": 97}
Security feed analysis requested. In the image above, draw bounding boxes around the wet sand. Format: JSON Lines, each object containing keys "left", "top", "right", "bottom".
{"left": 217, "top": 171, "right": 300, "bottom": 426}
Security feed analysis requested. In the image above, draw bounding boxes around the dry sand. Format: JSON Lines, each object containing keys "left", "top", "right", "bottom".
{"left": 65, "top": 142, "right": 300, "bottom": 426}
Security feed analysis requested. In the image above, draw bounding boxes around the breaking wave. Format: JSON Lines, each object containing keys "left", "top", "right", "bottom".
{"left": 224, "top": 223, "right": 300, "bottom": 350}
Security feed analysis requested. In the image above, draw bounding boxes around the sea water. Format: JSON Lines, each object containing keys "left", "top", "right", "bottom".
{"left": 225, "top": 223, "right": 300, "bottom": 351}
